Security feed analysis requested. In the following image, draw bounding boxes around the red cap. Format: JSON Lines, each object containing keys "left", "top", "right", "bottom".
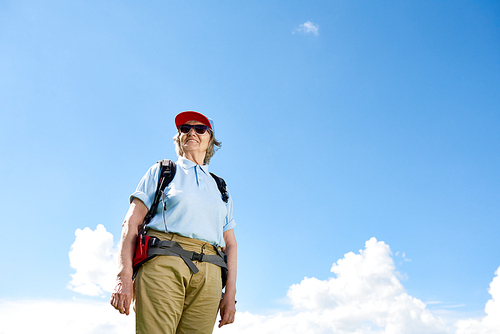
{"left": 175, "top": 111, "right": 214, "bottom": 131}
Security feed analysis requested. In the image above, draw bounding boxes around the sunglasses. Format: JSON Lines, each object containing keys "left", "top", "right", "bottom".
{"left": 178, "top": 124, "right": 210, "bottom": 135}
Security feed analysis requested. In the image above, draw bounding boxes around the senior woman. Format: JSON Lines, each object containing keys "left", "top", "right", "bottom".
{"left": 111, "top": 111, "right": 237, "bottom": 333}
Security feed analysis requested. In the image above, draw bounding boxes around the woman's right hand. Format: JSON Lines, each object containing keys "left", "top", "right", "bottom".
{"left": 110, "top": 275, "right": 134, "bottom": 315}
{"left": 110, "top": 199, "right": 148, "bottom": 315}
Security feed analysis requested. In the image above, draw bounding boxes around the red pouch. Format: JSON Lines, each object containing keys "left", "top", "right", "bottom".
{"left": 132, "top": 234, "right": 158, "bottom": 278}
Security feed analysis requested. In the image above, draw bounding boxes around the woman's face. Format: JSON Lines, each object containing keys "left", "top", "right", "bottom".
{"left": 179, "top": 120, "right": 211, "bottom": 157}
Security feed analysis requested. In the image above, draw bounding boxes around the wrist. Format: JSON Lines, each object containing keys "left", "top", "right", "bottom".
{"left": 116, "top": 267, "right": 133, "bottom": 280}
{"left": 224, "top": 287, "right": 237, "bottom": 297}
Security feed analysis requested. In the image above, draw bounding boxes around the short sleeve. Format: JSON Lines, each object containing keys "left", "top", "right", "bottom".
{"left": 129, "top": 163, "right": 161, "bottom": 210}
{"left": 222, "top": 189, "right": 236, "bottom": 232}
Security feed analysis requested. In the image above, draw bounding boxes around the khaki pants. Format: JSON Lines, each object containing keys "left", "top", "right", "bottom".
{"left": 134, "top": 230, "right": 222, "bottom": 334}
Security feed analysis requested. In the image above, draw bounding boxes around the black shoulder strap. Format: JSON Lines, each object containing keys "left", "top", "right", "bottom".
{"left": 144, "top": 160, "right": 176, "bottom": 225}
{"left": 157, "top": 159, "right": 176, "bottom": 193}
{"left": 210, "top": 172, "right": 229, "bottom": 203}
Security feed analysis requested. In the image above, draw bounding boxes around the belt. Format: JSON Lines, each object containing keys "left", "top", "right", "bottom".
{"left": 147, "top": 238, "right": 228, "bottom": 274}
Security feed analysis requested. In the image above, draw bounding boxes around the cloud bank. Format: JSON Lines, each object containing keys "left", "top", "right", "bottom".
{"left": 3, "top": 225, "right": 499, "bottom": 334}
{"left": 285, "top": 238, "right": 446, "bottom": 333}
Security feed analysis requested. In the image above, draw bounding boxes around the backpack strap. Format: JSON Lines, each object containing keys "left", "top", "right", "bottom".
{"left": 141, "top": 160, "right": 176, "bottom": 230}
{"left": 133, "top": 160, "right": 176, "bottom": 279}
{"left": 210, "top": 172, "right": 229, "bottom": 203}
{"left": 154, "top": 159, "right": 176, "bottom": 207}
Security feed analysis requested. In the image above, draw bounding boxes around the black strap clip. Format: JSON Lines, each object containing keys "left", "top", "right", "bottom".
{"left": 149, "top": 237, "right": 160, "bottom": 247}
{"left": 191, "top": 252, "right": 204, "bottom": 262}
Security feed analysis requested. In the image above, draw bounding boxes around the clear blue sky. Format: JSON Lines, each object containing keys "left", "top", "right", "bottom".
{"left": 0, "top": 1, "right": 499, "bottom": 332}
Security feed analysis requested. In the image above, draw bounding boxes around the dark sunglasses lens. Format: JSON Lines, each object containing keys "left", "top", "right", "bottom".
{"left": 179, "top": 125, "right": 191, "bottom": 133}
{"left": 194, "top": 125, "right": 208, "bottom": 134}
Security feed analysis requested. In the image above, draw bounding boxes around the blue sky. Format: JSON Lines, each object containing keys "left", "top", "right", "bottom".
{"left": 1, "top": 1, "right": 499, "bottom": 333}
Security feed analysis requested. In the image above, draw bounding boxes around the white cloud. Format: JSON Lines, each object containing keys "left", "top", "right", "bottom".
{"left": 68, "top": 224, "right": 118, "bottom": 296}
{"left": 455, "top": 266, "right": 500, "bottom": 334}
{"left": 295, "top": 21, "right": 319, "bottom": 36}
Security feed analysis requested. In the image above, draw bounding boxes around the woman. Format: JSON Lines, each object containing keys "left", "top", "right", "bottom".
{"left": 111, "top": 111, "right": 237, "bottom": 333}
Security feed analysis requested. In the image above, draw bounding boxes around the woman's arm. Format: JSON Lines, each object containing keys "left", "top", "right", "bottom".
{"left": 110, "top": 198, "right": 148, "bottom": 315}
{"left": 219, "top": 228, "right": 237, "bottom": 327}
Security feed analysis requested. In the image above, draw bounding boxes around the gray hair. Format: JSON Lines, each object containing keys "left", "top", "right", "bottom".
{"left": 173, "top": 130, "right": 222, "bottom": 165}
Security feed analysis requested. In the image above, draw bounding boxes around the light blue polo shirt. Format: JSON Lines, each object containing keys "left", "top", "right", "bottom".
{"left": 130, "top": 156, "right": 236, "bottom": 247}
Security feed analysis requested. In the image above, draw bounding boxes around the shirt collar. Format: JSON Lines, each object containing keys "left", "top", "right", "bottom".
{"left": 177, "top": 156, "right": 210, "bottom": 174}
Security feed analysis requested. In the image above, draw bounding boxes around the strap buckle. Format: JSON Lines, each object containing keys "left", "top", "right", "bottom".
{"left": 191, "top": 252, "right": 204, "bottom": 262}
{"left": 149, "top": 237, "right": 159, "bottom": 247}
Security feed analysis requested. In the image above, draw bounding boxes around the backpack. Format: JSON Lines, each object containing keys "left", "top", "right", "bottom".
{"left": 132, "top": 160, "right": 229, "bottom": 284}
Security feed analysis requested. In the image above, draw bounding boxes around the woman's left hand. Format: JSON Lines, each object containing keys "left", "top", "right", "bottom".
{"left": 219, "top": 229, "right": 237, "bottom": 327}
{"left": 218, "top": 291, "right": 236, "bottom": 328}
